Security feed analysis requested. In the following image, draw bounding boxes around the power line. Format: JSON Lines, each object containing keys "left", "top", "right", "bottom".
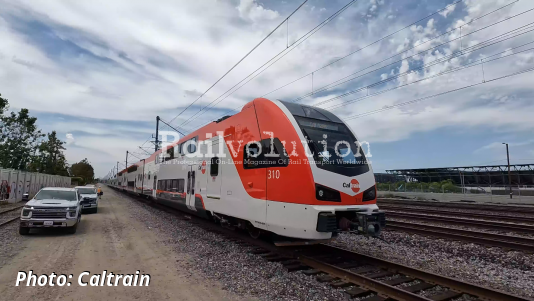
{"left": 324, "top": 41, "right": 534, "bottom": 113}
{"left": 261, "top": 0, "right": 476, "bottom": 99}
{"left": 318, "top": 21, "right": 534, "bottom": 109}
{"left": 179, "top": 0, "right": 359, "bottom": 127}
{"left": 343, "top": 65, "right": 534, "bottom": 120}
{"left": 186, "top": 0, "right": 513, "bottom": 129}
{"left": 166, "top": 0, "right": 309, "bottom": 125}
{"left": 300, "top": 3, "right": 532, "bottom": 104}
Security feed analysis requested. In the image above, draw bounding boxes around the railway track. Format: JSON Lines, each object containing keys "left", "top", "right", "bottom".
{"left": 380, "top": 205, "right": 534, "bottom": 224}
{"left": 378, "top": 199, "right": 534, "bottom": 213}
{"left": 387, "top": 221, "right": 534, "bottom": 253}
{"left": 0, "top": 204, "right": 23, "bottom": 227}
{"left": 386, "top": 211, "right": 534, "bottom": 234}
{"left": 110, "top": 186, "right": 533, "bottom": 301}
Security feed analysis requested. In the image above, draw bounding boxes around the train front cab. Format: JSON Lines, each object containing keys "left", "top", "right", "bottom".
{"left": 253, "top": 99, "right": 385, "bottom": 240}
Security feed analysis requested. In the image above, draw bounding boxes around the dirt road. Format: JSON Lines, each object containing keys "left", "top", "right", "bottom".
{"left": 0, "top": 186, "right": 246, "bottom": 301}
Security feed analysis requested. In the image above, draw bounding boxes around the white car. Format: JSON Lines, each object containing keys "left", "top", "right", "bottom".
{"left": 19, "top": 187, "right": 82, "bottom": 235}
{"left": 75, "top": 186, "right": 99, "bottom": 213}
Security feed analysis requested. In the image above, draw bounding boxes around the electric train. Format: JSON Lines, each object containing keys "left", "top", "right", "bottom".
{"left": 110, "top": 98, "right": 385, "bottom": 244}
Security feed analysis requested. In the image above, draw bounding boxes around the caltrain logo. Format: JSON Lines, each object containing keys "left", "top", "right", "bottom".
{"left": 201, "top": 161, "right": 207, "bottom": 174}
{"left": 343, "top": 179, "right": 360, "bottom": 193}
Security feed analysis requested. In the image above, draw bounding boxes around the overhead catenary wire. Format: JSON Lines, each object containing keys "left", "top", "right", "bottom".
{"left": 317, "top": 20, "right": 534, "bottom": 109}
{"left": 188, "top": 0, "right": 515, "bottom": 129}
{"left": 179, "top": 0, "right": 359, "bottom": 127}
{"left": 324, "top": 41, "right": 534, "bottom": 113}
{"left": 342, "top": 62, "right": 534, "bottom": 121}
{"left": 166, "top": 0, "right": 309, "bottom": 125}
{"left": 298, "top": 3, "right": 532, "bottom": 105}
{"left": 261, "top": 0, "right": 476, "bottom": 99}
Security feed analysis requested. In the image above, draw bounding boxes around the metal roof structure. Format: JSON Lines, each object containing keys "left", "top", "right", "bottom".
{"left": 379, "top": 164, "right": 534, "bottom": 186}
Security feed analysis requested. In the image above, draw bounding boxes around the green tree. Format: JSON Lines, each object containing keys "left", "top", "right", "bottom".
{"left": 71, "top": 158, "right": 95, "bottom": 182}
{"left": 29, "top": 131, "right": 69, "bottom": 176}
{"left": 0, "top": 106, "right": 44, "bottom": 170}
{"left": 0, "top": 93, "right": 8, "bottom": 116}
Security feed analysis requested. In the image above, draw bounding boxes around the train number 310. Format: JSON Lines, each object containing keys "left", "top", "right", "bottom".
{"left": 268, "top": 170, "right": 280, "bottom": 179}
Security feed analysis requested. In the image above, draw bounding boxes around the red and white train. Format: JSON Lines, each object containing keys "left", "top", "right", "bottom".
{"left": 109, "top": 98, "right": 385, "bottom": 244}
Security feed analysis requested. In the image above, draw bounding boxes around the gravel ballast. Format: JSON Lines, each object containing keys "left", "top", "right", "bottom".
{"left": 117, "top": 191, "right": 352, "bottom": 301}
{"left": 330, "top": 232, "right": 534, "bottom": 298}
{"left": 114, "top": 189, "right": 532, "bottom": 300}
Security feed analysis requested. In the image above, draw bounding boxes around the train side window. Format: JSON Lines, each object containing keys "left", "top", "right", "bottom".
{"left": 158, "top": 180, "right": 166, "bottom": 191}
{"left": 210, "top": 157, "right": 219, "bottom": 176}
{"left": 177, "top": 179, "right": 185, "bottom": 193}
{"left": 165, "top": 146, "right": 174, "bottom": 161}
{"left": 171, "top": 179, "right": 178, "bottom": 192}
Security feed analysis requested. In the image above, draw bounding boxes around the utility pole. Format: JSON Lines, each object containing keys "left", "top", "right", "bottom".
{"left": 126, "top": 151, "right": 129, "bottom": 172}
{"left": 502, "top": 143, "right": 512, "bottom": 199}
{"left": 155, "top": 116, "right": 160, "bottom": 153}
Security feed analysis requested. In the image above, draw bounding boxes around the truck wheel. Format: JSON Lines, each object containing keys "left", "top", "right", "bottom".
{"left": 19, "top": 227, "right": 30, "bottom": 235}
{"left": 66, "top": 223, "right": 78, "bottom": 234}
{"left": 92, "top": 207, "right": 98, "bottom": 214}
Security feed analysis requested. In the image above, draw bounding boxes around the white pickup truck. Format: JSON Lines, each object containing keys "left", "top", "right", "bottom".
{"left": 19, "top": 187, "right": 82, "bottom": 235}
{"left": 75, "top": 186, "right": 99, "bottom": 213}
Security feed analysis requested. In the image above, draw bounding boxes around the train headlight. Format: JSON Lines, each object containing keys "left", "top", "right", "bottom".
{"left": 315, "top": 184, "right": 341, "bottom": 202}
{"left": 362, "top": 185, "right": 376, "bottom": 202}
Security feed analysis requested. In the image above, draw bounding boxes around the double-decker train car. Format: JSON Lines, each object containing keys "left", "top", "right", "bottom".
{"left": 113, "top": 98, "right": 385, "bottom": 244}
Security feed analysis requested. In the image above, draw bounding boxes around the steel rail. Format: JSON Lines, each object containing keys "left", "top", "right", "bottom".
{"left": 0, "top": 204, "right": 24, "bottom": 215}
{"left": 306, "top": 244, "right": 533, "bottom": 301}
{"left": 378, "top": 199, "right": 534, "bottom": 213}
{"left": 380, "top": 205, "right": 534, "bottom": 224}
{"left": 387, "top": 221, "right": 534, "bottom": 252}
{"left": 0, "top": 216, "right": 20, "bottom": 227}
{"left": 387, "top": 212, "right": 534, "bottom": 234}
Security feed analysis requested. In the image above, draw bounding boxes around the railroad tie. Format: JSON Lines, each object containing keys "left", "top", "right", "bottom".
{"left": 429, "top": 290, "right": 463, "bottom": 301}
{"left": 330, "top": 280, "right": 352, "bottom": 288}
{"left": 344, "top": 287, "right": 372, "bottom": 298}
{"left": 316, "top": 274, "right": 337, "bottom": 283}
{"left": 336, "top": 261, "right": 362, "bottom": 269}
{"left": 364, "top": 270, "right": 396, "bottom": 279}
{"left": 302, "top": 269, "right": 323, "bottom": 276}
{"left": 364, "top": 295, "right": 394, "bottom": 301}
{"left": 402, "top": 282, "right": 435, "bottom": 293}
{"left": 383, "top": 276, "right": 414, "bottom": 285}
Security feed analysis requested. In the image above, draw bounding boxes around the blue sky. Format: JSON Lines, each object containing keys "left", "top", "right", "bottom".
{"left": 1, "top": 0, "right": 534, "bottom": 177}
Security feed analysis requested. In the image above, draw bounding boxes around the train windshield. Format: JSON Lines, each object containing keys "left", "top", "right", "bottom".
{"left": 295, "top": 116, "right": 370, "bottom": 176}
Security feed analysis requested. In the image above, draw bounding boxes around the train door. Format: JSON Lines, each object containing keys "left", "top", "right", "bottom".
{"left": 186, "top": 165, "right": 196, "bottom": 211}
{"left": 207, "top": 137, "right": 222, "bottom": 200}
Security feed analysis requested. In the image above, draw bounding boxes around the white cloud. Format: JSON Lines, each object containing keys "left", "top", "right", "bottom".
{"left": 439, "top": 4, "right": 456, "bottom": 18}
{"left": 0, "top": 0, "right": 533, "bottom": 175}
{"left": 237, "top": 0, "right": 279, "bottom": 22}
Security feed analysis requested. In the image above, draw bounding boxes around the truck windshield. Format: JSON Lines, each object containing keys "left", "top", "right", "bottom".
{"left": 77, "top": 188, "right": 96, "bottom": 194}
{"left": 34, "top": 190, "right": 77, "bottom": 201}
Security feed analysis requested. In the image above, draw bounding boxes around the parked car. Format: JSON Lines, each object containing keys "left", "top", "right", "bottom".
{"left": 75, "top": 186, "right": 99, "bottom": 213}
{"left": 19, "top": 187, "right": 82, "bottom": 235}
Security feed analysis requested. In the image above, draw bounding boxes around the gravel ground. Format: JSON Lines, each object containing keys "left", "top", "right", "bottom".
{"left": 0, "top": 220, "right": 25, "bottom": 269}
{"left": 330, "top": 232, "right": 534, "bottom": 298}
{"left": 388, "top": 217, "right": 534, "bottom": 239}
{"left": 119, "top": 192, "right": 354, "bottom": 301}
